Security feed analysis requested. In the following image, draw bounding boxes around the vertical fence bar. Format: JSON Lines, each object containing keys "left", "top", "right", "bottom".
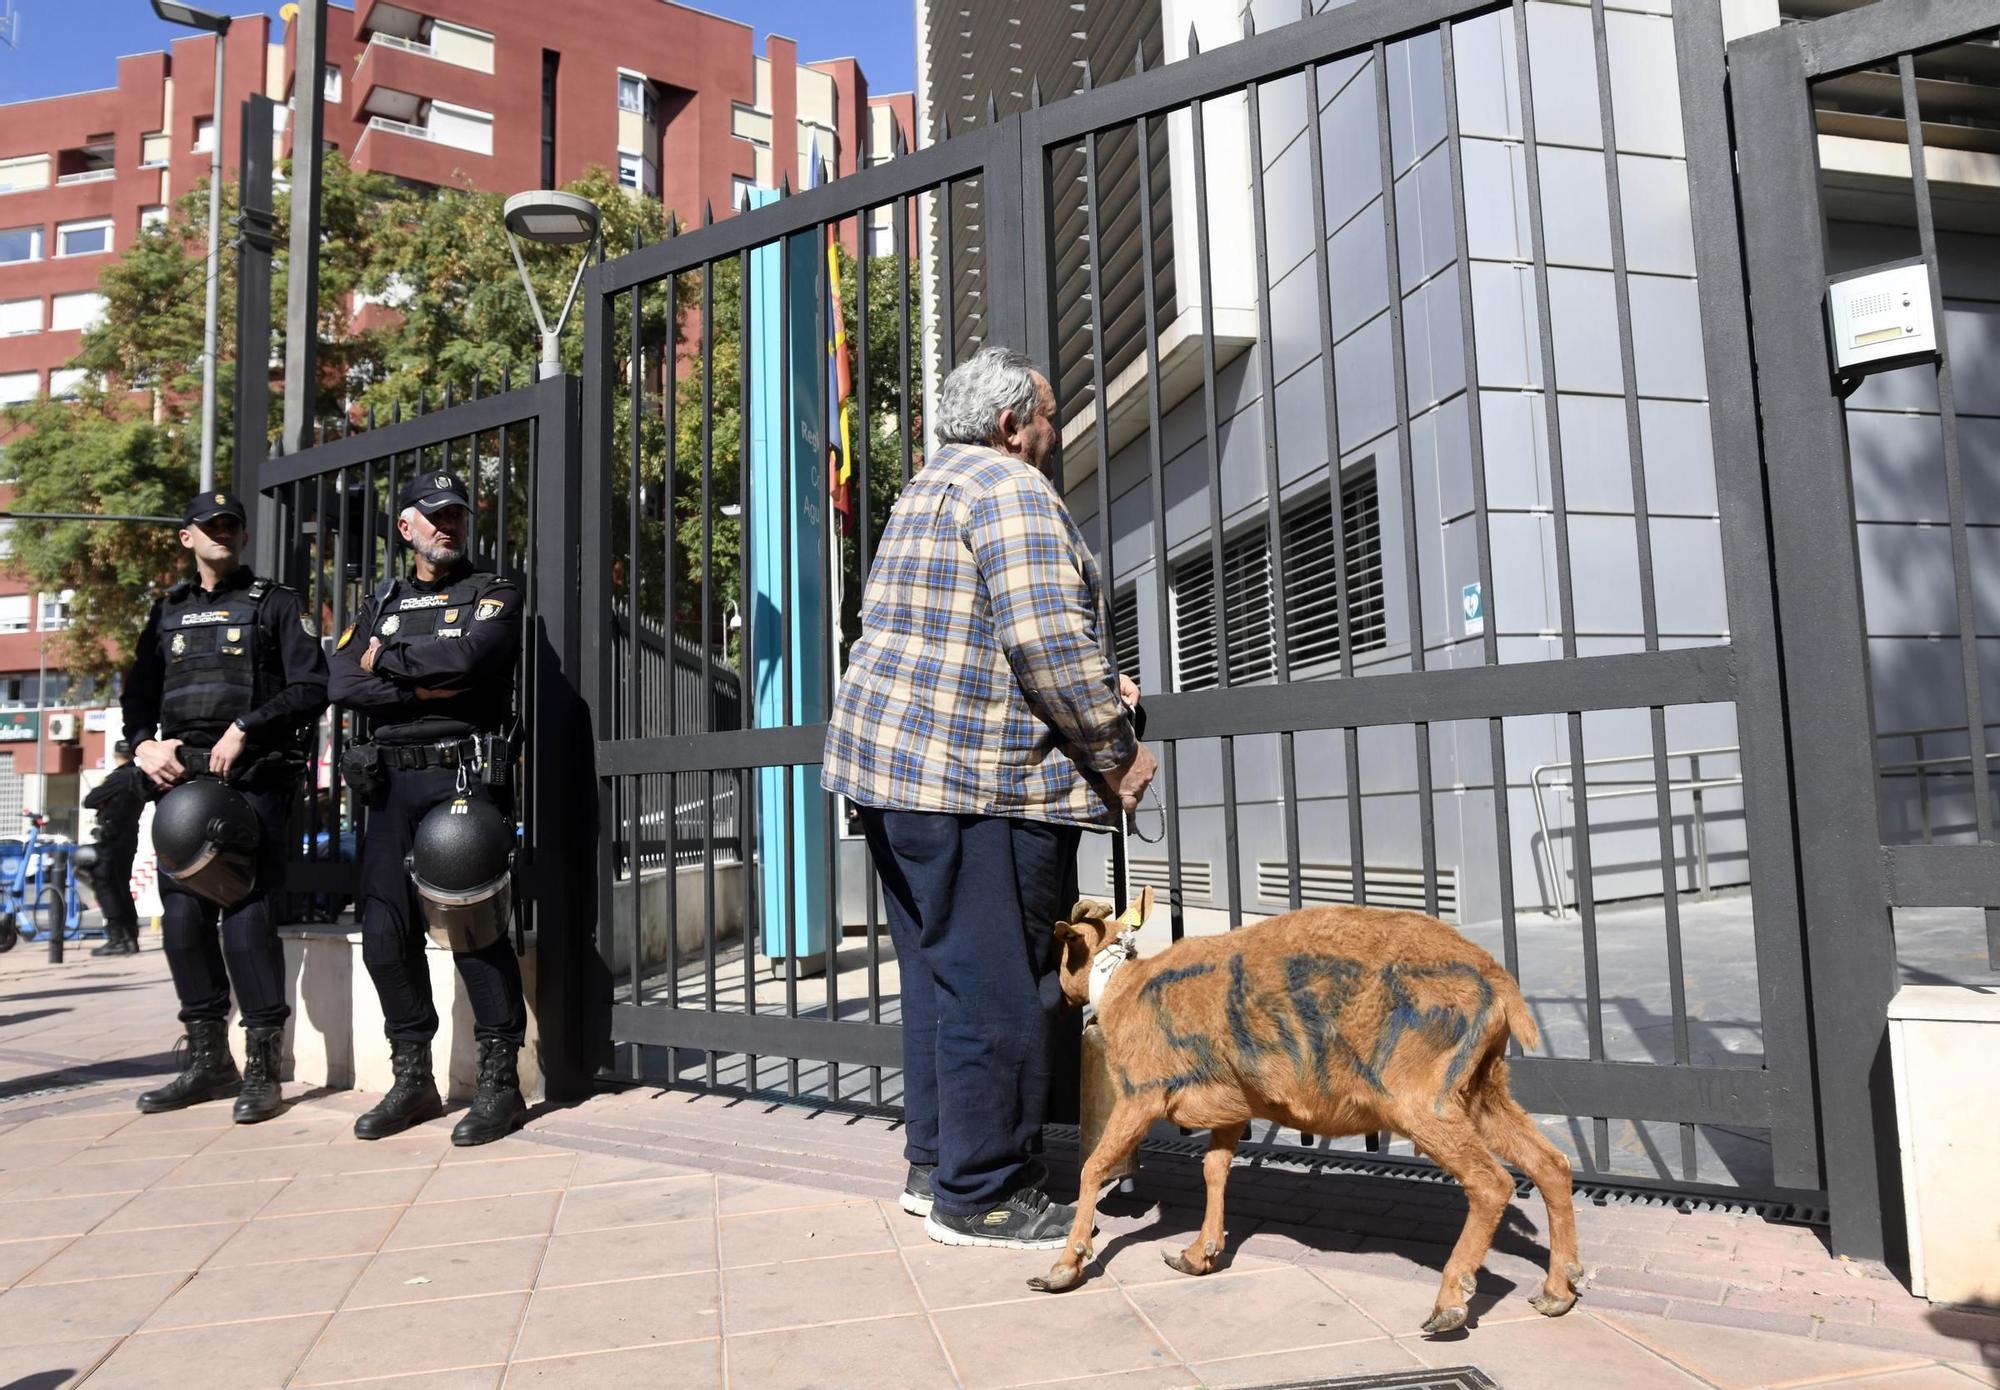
{"left": 626, "top": 249, "right": 647, "bottom": 1054}
{"left": 817, "top": 217, "right": 841, "bottom": 1102}
{"left": 780, "top": 226, "right": 800, "bottom": 1100}
{"left": 701, "top": 248, "right": 720, "bottom": 1086}
{"left": 738, "top": 238, "right": 761, "bottom": 1096}
{"left": 857, "top": 201, "right": 884, "bottom": 1104}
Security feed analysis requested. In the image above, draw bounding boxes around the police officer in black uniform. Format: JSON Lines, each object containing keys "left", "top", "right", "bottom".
{"left": 123, "top": 491, "right": 330, "bottom": 1122}
{"left": 330, "top": 471, "right": 528, "bottom": 1147}
{"left": 83, "top": 740, "right": 146, "bottom": 956}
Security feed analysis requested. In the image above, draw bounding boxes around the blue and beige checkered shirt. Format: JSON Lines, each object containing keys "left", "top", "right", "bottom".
{"left": 822, "top": 442, "right": 1135, "bottom": 829}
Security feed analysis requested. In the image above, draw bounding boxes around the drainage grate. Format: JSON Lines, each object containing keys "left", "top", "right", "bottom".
{"left": 1231, "top": 1370, "right": 1501, "bottom": 1390}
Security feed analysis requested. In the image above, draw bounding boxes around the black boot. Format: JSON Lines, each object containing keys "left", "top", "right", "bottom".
{"left": 120, "top": 925, "right": 141, "bottom": 954}
{"left": 90, "top": 932, "right": 124, "bottom": 957}
{"left": 450, "top": 1038, "right": 526, "bottom": 1147}
{"left": 136, "top": 1020, "right": 241, "bottom": 1113}
{"left": 233, "top": 1026, "right": 286, "bottom": 1124}
{"left": 354, "top": 1040, "right": 444, "bottom": 1140}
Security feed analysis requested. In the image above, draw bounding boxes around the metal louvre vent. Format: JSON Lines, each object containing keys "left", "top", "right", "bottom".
{"left": 1172, "top": 527, "right": 1272, "bottom": 692}
{"left": 1256, "top": 860, "right": 1459, "bottom": 920}
{"left": 1110, "top": 585, "right": 1141, "bottom": 690}
{"left": 1111, "top": 856, "right": 1213, "bottom": 900}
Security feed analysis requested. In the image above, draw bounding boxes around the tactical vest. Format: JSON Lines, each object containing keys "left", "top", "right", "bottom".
{"left": 367, "top": 570, "right": 512, "bottom": 741}
{"left": 157, "top": 577, "right": 274, "bottom": 739}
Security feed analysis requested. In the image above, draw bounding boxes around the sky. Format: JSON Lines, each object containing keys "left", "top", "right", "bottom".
{"left": 0, "top": 0, "right": 917, "bottom": 107}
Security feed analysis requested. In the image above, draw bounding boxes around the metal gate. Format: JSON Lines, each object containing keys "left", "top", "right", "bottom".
{"left": 1730, "top": 0, "right": 2000, "bottom": 1262}
{"left": 583, "top": 0, "right": 1837, "bottom": 1218}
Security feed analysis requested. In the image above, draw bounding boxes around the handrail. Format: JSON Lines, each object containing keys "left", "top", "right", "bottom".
{"left": 1531, "top": 746, "right": 1743, "bottom": 920}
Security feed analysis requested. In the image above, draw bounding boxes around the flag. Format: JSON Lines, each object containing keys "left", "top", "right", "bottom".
{"left": 812, "top": 140, "right": 857, "bottom": 536}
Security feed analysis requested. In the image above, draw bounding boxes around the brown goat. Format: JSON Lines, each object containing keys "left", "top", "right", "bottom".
{"left": 1030, "top": 888, "right": 1582, "bottom": 1335}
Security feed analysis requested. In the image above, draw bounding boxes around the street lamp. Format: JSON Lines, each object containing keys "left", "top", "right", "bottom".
{"left": 502, "top": 190, "right": 602, "bottom": 381}
{"left": 152, "top": 0, "right": 231, "bottom": 492}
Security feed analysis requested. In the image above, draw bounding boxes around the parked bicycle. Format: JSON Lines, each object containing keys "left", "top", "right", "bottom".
{"left": 0, "top": 810, "right": 91, "bottom": 953}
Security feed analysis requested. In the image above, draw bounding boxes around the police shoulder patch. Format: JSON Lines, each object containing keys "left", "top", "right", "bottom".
{"left": 300, "top": 615, "right": 317, "bottom": 638}
{"left": 474, "top": 598, "right": 506, "bottom": 622}
{"left": 336, "top": 622, "right": 355, "bottom": 649}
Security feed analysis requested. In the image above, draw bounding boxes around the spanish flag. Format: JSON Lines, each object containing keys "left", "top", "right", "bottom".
{"left": 827, "top": 233, "right": 856, "bottom": 536}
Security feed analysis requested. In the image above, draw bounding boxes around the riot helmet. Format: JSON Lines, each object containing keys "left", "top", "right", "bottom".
{"left": 152, "top": 777, "right": 261, "bottom": 908}
{"left": 406, "top": 795, "right": 514, "bottom": 952}
{"left": 73, "top": 844, "right": 98, "bottom": 872}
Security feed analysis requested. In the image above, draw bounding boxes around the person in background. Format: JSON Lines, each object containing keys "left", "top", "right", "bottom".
{"left": 84, "top": 739, "right": 146, "bottom": 957}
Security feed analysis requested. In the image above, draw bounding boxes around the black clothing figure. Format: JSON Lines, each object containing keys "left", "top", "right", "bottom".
{"left": 83, "top": 752, "right": 145, "bottom": 955}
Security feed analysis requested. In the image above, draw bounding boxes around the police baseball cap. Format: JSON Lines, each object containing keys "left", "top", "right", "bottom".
{"left": 400, "top": 471, "right": 470, "bottom": 515}
{"left": 183, "top": 490, "right": 246, "bottom": 526}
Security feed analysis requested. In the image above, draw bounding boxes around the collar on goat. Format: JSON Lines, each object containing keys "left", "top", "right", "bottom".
{"left": 1084, "top": 925, "right": 1140, "bottom": 1021}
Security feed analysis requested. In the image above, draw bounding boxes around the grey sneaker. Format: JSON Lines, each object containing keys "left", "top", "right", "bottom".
{"left": 901, "top": 1163, "right": 937, "bottom": 1216}
{"left": 924, "top": 1186, "right": 1076, "bottom": 1249}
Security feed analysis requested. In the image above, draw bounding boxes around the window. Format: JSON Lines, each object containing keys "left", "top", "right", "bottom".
{"left": 0, "top": 371, "right": 35, "bottom": 405}
{"left": 1110, "top": 586, "right": 1141, "bottom": 691}
{"left": 618, "top": 73, "right": 653, "bottom": 117}
{"left": 617, "top": 150, "right": 657, "bottom": 195}
{"left": 193, "top": 119, "right": 214, "bottom": 153}
{"left": 869, "top": 221, "right": 894, "bottom": 257}
{"left": 48, "top": 369, "right": 87, "bottom": 400}
{"left": 140, "top": 205, "right": 168, "bottom": 233}
{"left": 541, "top": 50, "right": 560, "bottom": 189}
{"left": 0, "top": 596, "right": 29, "bottom": 635}
{"left": 50, "top": 291, "right": 105, "bottom": 333}
{"left": 732, "top": 176, "right": 758, "bottom": 212}
{"left": 38, "top": 591, "right": 74, "bottom": 631}
{"left": 0, "top": 298, "right": 39, "bottom": 337}
{"left": 425, "top": 101, "right": 493, "bottom": 155}
{"left": 0, "top": 226, "right": 42, "bottom": 264}
{"left": 0, "top": 521, "right": 12, "bottom": 558}
{"left": 140, "top": 132, "right": 170, "bottom": 167}
{"left": 56, "top": 218, "right": 112, "bottom": 257}
{"left": 0, "top": 154, "right": 50, "bottom": 192}
{"left": 322, "top": 62, "right": 342, "bottom": 102}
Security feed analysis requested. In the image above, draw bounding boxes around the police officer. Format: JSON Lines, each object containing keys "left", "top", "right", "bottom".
{"left": 123, "top": 491, "right": 330, "bottom": 1122}
{"left": 329, "top": 472, "right": 527, "bottom": 1147}
{"left": 83, "top": 740, "right": 145, "bottom": 956}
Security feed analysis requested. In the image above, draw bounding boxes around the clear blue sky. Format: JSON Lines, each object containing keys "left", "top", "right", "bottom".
{"left": 0, "top": 0, "right": 915, "bottom": 107}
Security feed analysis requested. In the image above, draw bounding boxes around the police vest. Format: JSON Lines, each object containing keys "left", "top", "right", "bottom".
{"left": 367, "top": 570, "right": 512, "bottom": 739}
{"left": 157, "top": 577, "right": 275, "bottom": 739}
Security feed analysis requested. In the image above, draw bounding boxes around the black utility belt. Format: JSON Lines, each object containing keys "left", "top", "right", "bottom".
{"left": 373, "top": 737, "right": 485, "bottom": 772}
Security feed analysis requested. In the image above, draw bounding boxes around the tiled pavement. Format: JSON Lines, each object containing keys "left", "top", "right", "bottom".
{"left": 1, "top": 946, "right": 1995, "bottom": 1389}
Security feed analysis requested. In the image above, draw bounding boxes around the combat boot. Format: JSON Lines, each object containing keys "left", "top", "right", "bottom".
{"left": 233, "top": 1026, "right": 286, "bottom": 1124}
{"left": 354, "top": 1039, "right": 444, "bottom": 1140}
{"left": 450, "top": 1038, "right": 526, "bottom": 1147}
{"left": 136, "top": 1019, "right": 241, "bottom": 1113}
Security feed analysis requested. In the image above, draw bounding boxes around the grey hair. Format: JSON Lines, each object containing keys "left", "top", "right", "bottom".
{"left": 932, "top": 345, "right": 1044, "bottom": 447}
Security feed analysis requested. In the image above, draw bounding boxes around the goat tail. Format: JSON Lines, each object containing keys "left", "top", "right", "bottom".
{"left": 1497, "top": 974, "right": 1540, "bottom": 1052}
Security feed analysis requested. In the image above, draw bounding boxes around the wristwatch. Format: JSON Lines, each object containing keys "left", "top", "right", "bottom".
{"left": 232, "top": 717, "right": 249, "bottom": 733}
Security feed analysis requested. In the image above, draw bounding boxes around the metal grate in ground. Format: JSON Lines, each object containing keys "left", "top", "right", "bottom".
{"left": 1237, "top": 1370, "right": 1502, "bottom": 1390}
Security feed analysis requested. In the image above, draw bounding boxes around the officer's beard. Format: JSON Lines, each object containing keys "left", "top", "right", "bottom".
{"left": 414, "top": 534, "right": 464, "bottom": 568}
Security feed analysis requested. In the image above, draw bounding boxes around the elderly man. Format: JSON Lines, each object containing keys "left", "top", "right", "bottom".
{"left": 823, "top": 345, "right": 1158, "bottom": 1249}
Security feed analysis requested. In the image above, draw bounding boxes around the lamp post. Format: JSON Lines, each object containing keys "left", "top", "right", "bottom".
{"left": 152, "top": 0, "right": 231, "bottom": 493}
{"left": 501, "top": 191, "right": 602, "bottom": 380}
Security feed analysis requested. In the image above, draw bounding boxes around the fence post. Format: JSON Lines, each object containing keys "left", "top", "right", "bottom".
{"left": 235, "top": 94, "right": 277, "bottom": 570}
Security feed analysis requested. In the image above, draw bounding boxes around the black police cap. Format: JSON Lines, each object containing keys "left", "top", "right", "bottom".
{"left": 399, "top": 471, "right": 471, "bottom": 516}
{"left": 183, "top": 491, "right": 246, "bottom": 526}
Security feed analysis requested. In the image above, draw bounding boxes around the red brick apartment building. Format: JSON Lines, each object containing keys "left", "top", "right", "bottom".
{"left": 0, "top": 1, "right": 913, "bottom": 838}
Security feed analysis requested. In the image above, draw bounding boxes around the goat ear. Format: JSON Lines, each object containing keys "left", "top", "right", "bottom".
{"left": 1137, "top": 885, "right": 1155, "bottom": 921}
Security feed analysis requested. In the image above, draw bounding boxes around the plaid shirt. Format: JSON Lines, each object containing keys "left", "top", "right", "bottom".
{"left": 822, "top": 442, "right": 1135, "bottom": 829}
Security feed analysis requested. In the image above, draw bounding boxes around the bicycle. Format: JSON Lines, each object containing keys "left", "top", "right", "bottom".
{"left": 0, "top": 810, "right": 87, "bottom": 953}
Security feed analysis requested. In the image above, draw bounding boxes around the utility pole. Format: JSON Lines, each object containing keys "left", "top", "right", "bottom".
{"left": 281, "top": 0, "right": 327, "bottom": 457}
{"left": 236, "top": 96, "right": 279, "bottom": 575}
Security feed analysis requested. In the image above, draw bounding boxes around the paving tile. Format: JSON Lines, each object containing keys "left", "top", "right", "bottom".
{"left": 503, "top": 1338, "right": 721, "bottom": 1389}
{"left": 68, "top": 1130, "right": 214, "bottom": 1164}
{"left": 726, "top": 1313, "right": 955, "bottom": 1390}
{"left": 304, "top": 1134, "right": 454, "bottom": 1176}
{"left": 1594, "top": 1306, "right": 1931, "bottom": 1388}
{"left": 512, "top": 1272, "right": 719, "bottom": 1360}
{"left": 142, "top": 1253, "right": 369, "bottom": 1329}
{"left": 536, "top": 1217, "right": 715, "bottom": 1286}
{"left": 933, "top": 1287, "right": 1176, "bottom": 1389}
{"left": 877, "top": 1198, "right": 935, "bottom": 1247}
{"left": 21, "top": 1220, "right": 236, "bottom": 1285}
{"left": 719, "top": 1199, "right": 894, "bottom": 1268}
{"left": 345, "top": 1235, "right": 548, "bottom": 1308}
{"left": 156, "top": 1145, "right": 322, "bottom": 1188}
{"left": 257, "top": 1164, "right": 434, "bottom": 1218}
{"left": 1816, "top": 1320, "right": 2000, "bottom": 1367}
{"left": 0, "top": 1335, "right": 119, "bottom": 1388}
{"left": 716, "top": 1173, "right": 856, "bottom": 1215}
{"left": 901, "top": 1237, "right": 1077, "bottom": 1311}
{"left": 1309, "top": 1265, "right": 1545, "bottom": 1336}
{"left": 3, "top": 1155, "right": 181, "bottom": 1200}
{"left": 383, "top": 1191, "right": 561, "bottom": 1251}
{"left": 1721, "top": 1283, "right": 1881, "bottom": 1327}
{"left": 1104, "top": 1226, "right": 1293, "bottom": 1288}
{"left": 0, "top": 1271, "right": 186, "bottom": 1348}
{"left": 552, "top": 1174, "right": 714, "bottom": 1233}
{"left": 435, "top": 1135, "right": 560, "bottom": 1165}
{"left": 1126, "top": 1265, "right": 1380, "bottom": 1364}
{"left": 293, "top": 1292, "right": 529, "bottom": 1385}
{"left": 1401, "top": 1306, "right": 1709, "bottom": 1388}
{"left": 195, "top": 1113, "right": 345, "bottom": 1154}
{"left": 0, "top": 1112, "right": 137, "bottom": 1144}
{"left": 113, "top": 1104, "right": 238, "bottom": 1134}
{"left": 207, "top": 1205, "right": 401, "bottom": 1268}
{"left": 0, "top": 1236, "right": 68, "bottom": 1288}
{"left": 566, "top": 1150, "right": 705, "bottom": 1186}
{"left": 1006, "top": 1370, "right": 1199, "bottom": 1390}
{"left": 415, "top": 1154, "right": 577, "bottom": 1204}
{"left": 1792, "top": 1368, "right": 1994, "bottom": 1390}
{"left": 722, "top": 1249, "right": 922, "bottom": 1335}
{"left": 1190, "top": 1337, "right": 1425, "bottom": 1388}
{"left": 94, "top": 1178, "right": 281, "bottom": 1232}
{"left": 0, "top": 1140, "right": 89, "bottom": 1176}
{"left": 1592, "top": 1263, "right": 1730, "bottom": 1303}
{"left": 314, "top": 1372, "right": 502, "bottom": 1389}
{"left": 85, "top": 1312, "right": 329, "bottom": 1389}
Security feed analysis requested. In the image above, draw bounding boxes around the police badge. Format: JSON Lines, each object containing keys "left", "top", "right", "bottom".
{"left": 381, "top": 614, "right": 401, "bottom": 635}
{"left": 443, "top": 608, "right": 459, "bottom": 624}
{"left": 301, "top": 615, "right": 317, "bottom": 638}
{"left": 171, "top": 632, "right": 186, "bottom": 655}
{"left": 475, "top": 599, "right": 504, "bottom": 622}
{"left": 226, "top": 628, "right": 241, "bottom": 642}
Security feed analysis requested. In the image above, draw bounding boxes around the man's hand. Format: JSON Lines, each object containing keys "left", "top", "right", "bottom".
{"left": 1118, "top": 673, "right": 1141, "bottom": 709}
{"left": 1105, "top": 739, "right": 1158, "bottom": 815}
{"left": 134, "top": 738, "right": 186, "bottom": 791}
{"left": 360, "top": 637, "right": 383, "bottom": 673}
{"left": 207, "top": 723, "right": 249, "bottom": 781}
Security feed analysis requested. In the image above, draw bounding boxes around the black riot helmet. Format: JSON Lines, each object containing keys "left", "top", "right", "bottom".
{"left": 406, "top": 795, "right": 514, "bottom": 952}
{"left": 152, "top": 777, "right": 261, "bottom": 908}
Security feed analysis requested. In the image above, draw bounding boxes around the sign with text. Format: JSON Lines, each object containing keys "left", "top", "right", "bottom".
{"left": 0, "top": 712, "right": 39, "bottom": 742}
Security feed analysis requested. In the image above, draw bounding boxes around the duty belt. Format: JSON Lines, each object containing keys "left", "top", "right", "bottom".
{"left": 378, "top": 737, "right": 483, "bottom": 772}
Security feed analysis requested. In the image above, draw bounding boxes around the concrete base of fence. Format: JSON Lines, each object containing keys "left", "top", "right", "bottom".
{"left": 1888, "top": 984, "right": 2000, "bottom": 1306}
{"left": 608, "top": 861, "right": 747, "bottom": 978}
{"left": 226, "top": 925, "right": 545, "bottom": 1103}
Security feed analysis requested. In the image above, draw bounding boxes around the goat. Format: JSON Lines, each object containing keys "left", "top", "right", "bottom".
{"left": 1030, "top": 888, "right": 1582, "bottom": 1335}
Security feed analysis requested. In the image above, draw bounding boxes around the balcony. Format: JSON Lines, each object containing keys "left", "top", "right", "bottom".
{"left": 352, "top": 108, "right": 494, "bottom": 184}
{"left": 350, "top": 32, "right": 492, "bottom": 129}
{"left": 355, "top": 0, "right": 426, "bottom": 40}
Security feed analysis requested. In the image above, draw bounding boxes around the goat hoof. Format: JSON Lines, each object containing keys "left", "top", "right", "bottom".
{"left": 1531, "top": 1290, "right": 1578, "bottom": 1318}
{"left": 1421, "top": 1305, "right": 1468, "bottom": 1336}
{"left": 1163, "top": 1249, "right": 1202, "bottom": 1277}
{"left": 1028, "top": 1265, "right": 1083, "bottom": 1294}
{"left": 1459, "top": 1272, "right": 1478, "bottom": 1297}
{"left": 1564, "top": 1261, "right": 1585, "bottom": 1287}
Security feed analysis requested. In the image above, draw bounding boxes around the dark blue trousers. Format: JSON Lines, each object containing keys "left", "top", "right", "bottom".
{"left": 858, "top": 807, "right": 1081, "bottom": 1217}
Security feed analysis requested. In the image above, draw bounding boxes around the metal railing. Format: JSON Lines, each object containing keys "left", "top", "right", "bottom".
{"left": 1531, "top": 747, "right": 1744, "bottom": 920}
{"left": 1874, "top": 719, "right": 2000, "bottom": 844}
{"left": 357, "top": 31, "right": 437, "bottom": 68}
{"left": 54, "top": 169, "right": 114, "bottom": 186}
